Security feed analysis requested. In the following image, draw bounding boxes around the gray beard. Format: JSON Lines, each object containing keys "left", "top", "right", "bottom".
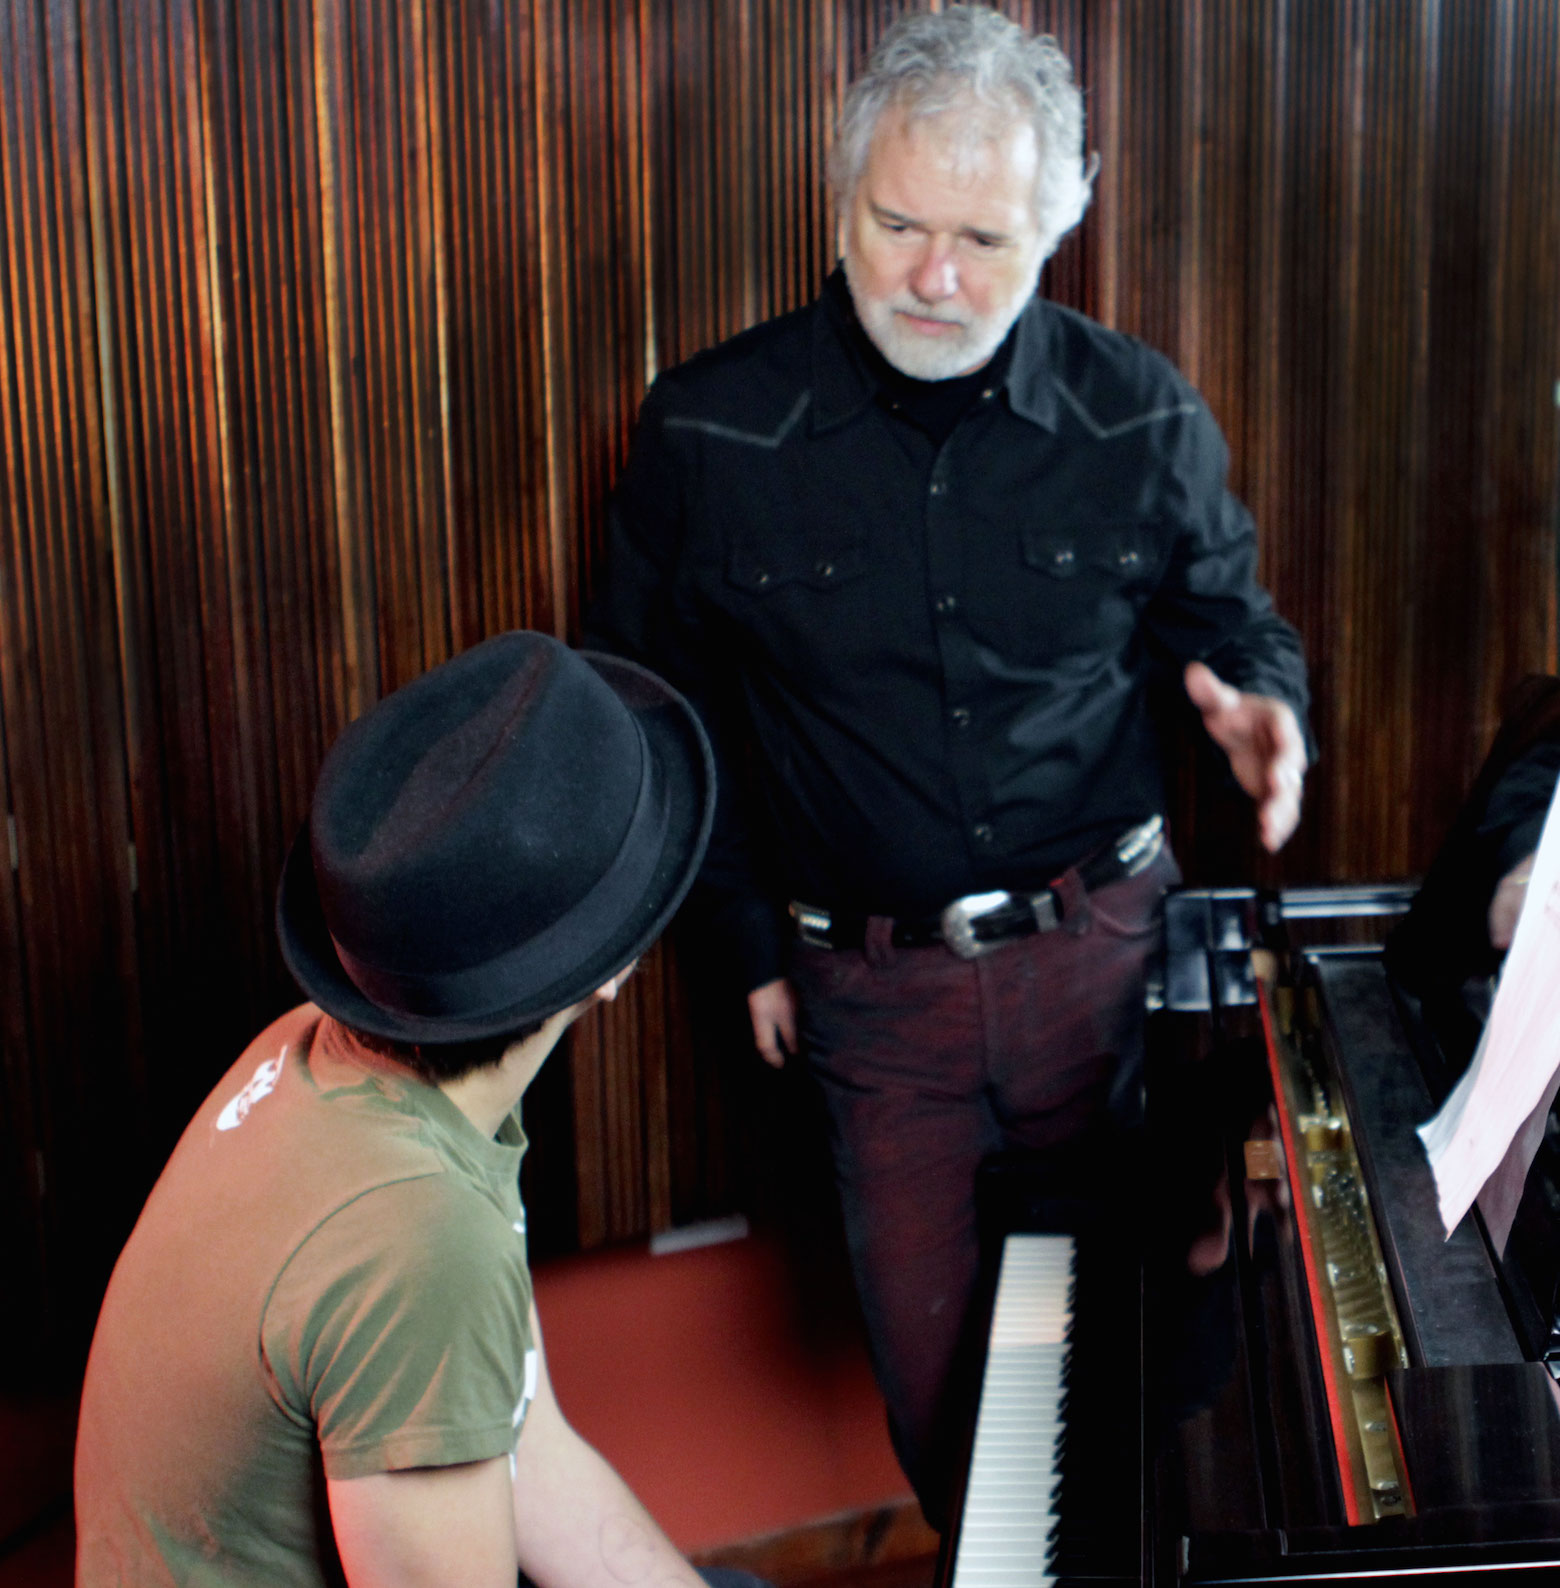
{"left": 842, "top": 253, "right": 1040, "bottom": 380}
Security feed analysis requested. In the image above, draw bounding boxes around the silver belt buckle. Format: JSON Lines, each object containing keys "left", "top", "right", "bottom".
{"left": 1114, "top": 814, "right": 1165, "bottom": 876}
{"left": 939, "top": 890, "right": 1015, "bottom": 960}
{"left": 789, "top": 900, "right": 835, "bottom": 950}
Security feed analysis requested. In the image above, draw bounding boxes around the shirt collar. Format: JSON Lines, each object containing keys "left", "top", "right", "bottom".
{"left": 809, "top": 267, "right": 1060, "bottom": 434}
{"left": 1004, "top": 294, "right": 1060, "bottom": 431}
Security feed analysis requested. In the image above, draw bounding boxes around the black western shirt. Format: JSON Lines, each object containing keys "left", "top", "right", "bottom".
{"left": 593, "top": 271, "right": 1310, "bottom": 990}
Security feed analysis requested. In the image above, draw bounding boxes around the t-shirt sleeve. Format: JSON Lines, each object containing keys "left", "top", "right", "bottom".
{"left": 261, "top": 1174, "right": 534, "bottom": 1480}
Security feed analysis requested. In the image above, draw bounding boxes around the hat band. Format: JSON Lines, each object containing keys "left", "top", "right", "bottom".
{"left": 329, "top": 728, "right": 670, "bottom": 1022}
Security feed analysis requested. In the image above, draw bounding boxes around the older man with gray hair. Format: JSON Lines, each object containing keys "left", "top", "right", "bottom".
{"left": 593, "top": 5, "right": 1310, "bottom": 1522}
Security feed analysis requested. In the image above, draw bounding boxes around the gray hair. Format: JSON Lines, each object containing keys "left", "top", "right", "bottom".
{"left": 828, "top": 6, "right": 1093, "bottom": 261}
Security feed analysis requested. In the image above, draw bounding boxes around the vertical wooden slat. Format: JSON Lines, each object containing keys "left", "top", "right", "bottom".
{"left": 314, "top": 0, "right": 376, "bottom": 721}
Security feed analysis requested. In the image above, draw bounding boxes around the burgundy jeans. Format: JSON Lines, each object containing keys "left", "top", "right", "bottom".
{"left": 790, "top": 847, "right": 1178, "bottom": 1523}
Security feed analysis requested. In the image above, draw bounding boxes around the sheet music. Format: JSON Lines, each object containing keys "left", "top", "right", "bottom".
{"left": 1418, "top": 777, "right": 1560, "bottom": 1251}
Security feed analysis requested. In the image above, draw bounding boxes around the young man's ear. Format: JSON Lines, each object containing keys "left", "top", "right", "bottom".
{"left": 594, "top": 961, "right": 640, "bottom": 1004}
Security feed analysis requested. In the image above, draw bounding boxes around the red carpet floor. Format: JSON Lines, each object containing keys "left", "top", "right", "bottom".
{"left": 534, "top": 1227, "right": 913, "bottom": 1553}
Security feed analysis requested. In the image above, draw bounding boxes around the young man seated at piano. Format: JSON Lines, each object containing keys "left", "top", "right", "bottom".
{"left": 73, "top": 633, "right": 727, "bottom": 1588}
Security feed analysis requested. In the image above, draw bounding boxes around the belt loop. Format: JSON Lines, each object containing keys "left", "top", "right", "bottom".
{"left": 1052, "top": 868, "right": 1091, "bottom": 937}
{"left": 863, "top": 914, "right": 897, "bottom": 969}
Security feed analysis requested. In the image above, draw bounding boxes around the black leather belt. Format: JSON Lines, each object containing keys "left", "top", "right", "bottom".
{"left": 788, "top": 816, "right": 1164, "bottom": 960}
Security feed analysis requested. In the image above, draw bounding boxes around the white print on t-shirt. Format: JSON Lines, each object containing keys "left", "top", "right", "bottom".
{"left": 508, "top": 1346, "right": 540, "bottom": 1478}
{"left": 215, "top": 1054, "right": 286, "bottom": 1132}
{"left": 512, "top": 1348, "right": 539, "bottom": 1434}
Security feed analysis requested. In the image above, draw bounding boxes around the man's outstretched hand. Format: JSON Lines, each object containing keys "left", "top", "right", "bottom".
{"left": 1184, "top": 661, "right": 1307, "bottom": 852}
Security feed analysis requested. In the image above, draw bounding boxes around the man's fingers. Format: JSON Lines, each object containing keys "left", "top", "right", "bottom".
{"left": 774, "top": 999, "right": 797, "bottom": 1055}
{"left": 1259, "top": 787, "right": 1302, "bottom": 852}
{"left": 1258, "top": 705, "right": 1307, "bottom": 845}
{"left": 1268, "top": 703, "right": 1308, "bottom": 777}
{"left": 1259, "top": 748, "right": 1305, "bottom": 849}
{"left": 747, "top": 1009, "right": 787, "bottom": 1068}
{"left": 1184, "top": 660, "right": 1240, "bottom": 722}
{"left": 748, "top": 978, "right": 798, "bottom": 1068}
{"left": 1268, "top": 756, "right": 1305, "bottom": 801}
{"left": 749, "top": 1016, "right": 787, "bottom": 1067}
{"left": 1489, "top": 856, "right": 1535, "bottom": 949}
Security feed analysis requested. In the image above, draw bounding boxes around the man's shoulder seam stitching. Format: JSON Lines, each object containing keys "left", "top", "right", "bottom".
{"left": 1054, "top": 380, "right": 1198, "bottom": 439}
{"left": 663, "top": 390, "right": 811, "bottom": 449}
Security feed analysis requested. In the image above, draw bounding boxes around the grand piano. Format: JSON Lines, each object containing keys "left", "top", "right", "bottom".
{"left": 938, "top": 878, "right": 1560, "bottom": 1586}
{"left": 940, "top": 680, "right": 1560, "bottom": 1585}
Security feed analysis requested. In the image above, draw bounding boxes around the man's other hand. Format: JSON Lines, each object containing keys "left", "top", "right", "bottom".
{"left": 1184, "top": 661, "right": 1307, "bottom": 853}
{"left": 748, "top": 978, "right": 798, "bottom": 1068}
{"left": 1489, "top": 854, "right": 1536, "bottom": 950}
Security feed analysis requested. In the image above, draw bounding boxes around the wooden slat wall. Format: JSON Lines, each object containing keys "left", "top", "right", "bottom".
{"left": 2, "top": 0, "right": 1557, "bottom": 1379}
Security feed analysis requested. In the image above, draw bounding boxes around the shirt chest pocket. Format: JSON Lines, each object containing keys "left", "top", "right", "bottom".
{"left": 720, "top": 526, "right": 878, "bottom": 685}
{"left": 1018, "top": 520, "right": 1161, "bottom": 651}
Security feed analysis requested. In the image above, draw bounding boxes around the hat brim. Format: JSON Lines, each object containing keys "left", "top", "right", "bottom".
{"left": 276, "top": 651, "right": 715, "bottom": 1044}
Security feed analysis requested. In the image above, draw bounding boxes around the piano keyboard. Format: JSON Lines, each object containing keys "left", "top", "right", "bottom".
{"left": 950, "top": 1233, "right": 1076, "bottom": 1588}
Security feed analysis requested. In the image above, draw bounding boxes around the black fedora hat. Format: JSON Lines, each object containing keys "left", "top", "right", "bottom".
{"left": 277, "top": 632, "right": 715, "bottom": 1043}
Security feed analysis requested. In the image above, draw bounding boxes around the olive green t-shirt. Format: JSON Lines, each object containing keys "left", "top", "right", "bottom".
{"left": 75, "top": 1005, "right": 536, "bottom": 1586}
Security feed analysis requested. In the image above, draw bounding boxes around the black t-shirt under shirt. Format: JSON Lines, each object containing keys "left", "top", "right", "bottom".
{"left": 851, "top": 315, "right": 1019, "bottom": 445}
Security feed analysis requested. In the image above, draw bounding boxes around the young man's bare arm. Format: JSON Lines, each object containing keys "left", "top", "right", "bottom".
{"left": 325, "top": 1303, "right": 699, "bottom": 1588}
{"left": 511, "top": 1302, "right": 703, "bottom": 1588}
{"left": 327, "top": 1455, "right": 519, "bottom": 1588}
